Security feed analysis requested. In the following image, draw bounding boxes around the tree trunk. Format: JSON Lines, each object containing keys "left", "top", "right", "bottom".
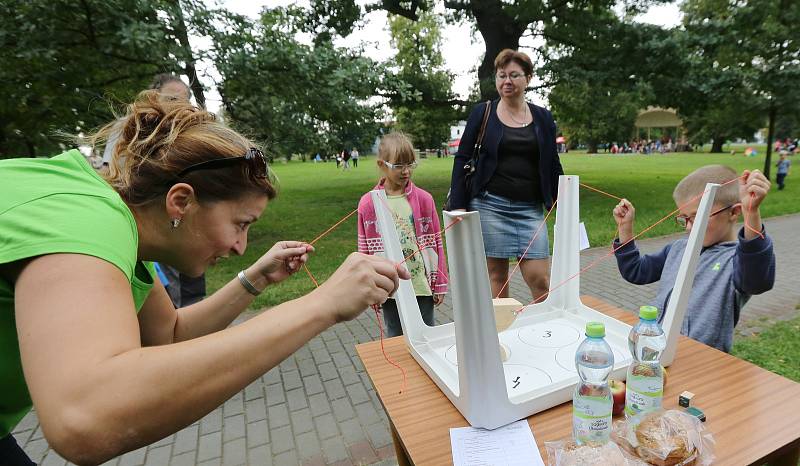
{"left": 763, "top": 102, "right": 776, "bottom": 179}
{"left": 171, "top": 0, "right": 206, "bottom": 108}
{"left": 710, "top": 136, "right": 725, "bottom": 153}
{"left": 471, "top": 2, "right": 528, "bottom": 101}
{"left": 587, "top": 141, "right": 598, "bottom": 154}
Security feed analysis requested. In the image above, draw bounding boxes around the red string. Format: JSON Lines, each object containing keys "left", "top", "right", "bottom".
{"left": 308, "top": 209, "right": 358, "bottom": 245}
{"left": 303, "top": 264, "right": 319, "bottom": 288}
{"left": 496, "top": 199, "right": 558, "bottom": 299}
{"left": 373, "top": 304, "right": 407, "bottom": 394}
{"left": 579, "top": 182, "right": 624, "bottom": 201}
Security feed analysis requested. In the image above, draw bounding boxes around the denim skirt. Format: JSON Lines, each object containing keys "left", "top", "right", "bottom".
{"left": 468, "top": 191, "right": 550, "bottom": 260}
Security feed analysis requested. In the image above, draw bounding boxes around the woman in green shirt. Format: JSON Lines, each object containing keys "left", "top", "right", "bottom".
{"left": 0, "top": 91, "right": 408, "bottom": 464}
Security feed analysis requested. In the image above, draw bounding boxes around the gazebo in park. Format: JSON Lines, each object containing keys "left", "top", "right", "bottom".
{"left": 635, "top": 107, "right": 689, "bottom": 150}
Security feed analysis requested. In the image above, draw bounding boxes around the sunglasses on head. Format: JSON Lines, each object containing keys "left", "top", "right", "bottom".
{"left": 176, "top": 147, "right": 268, "bottom": 179}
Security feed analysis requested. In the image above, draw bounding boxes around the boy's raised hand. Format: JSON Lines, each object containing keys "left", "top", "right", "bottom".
{"left": 739, "top": 169, "right": 771, "bottom": 211}
{"left": 613, "top": 198, "right": 636, "bottom": 243}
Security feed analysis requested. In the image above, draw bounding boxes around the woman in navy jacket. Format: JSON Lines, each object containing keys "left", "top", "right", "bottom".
{"left": 448, "top": 49, "right": 564, "bottom": 301}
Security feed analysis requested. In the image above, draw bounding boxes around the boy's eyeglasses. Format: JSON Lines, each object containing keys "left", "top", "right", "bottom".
{"left": 496, "top": 72, "right": 526, "bottom": 81}
{"left": 382, "top": 160, "right": 418, "bottom": 171}
{"left": 675, "top": 203, "right": 737, "bottom": 227}
{"left": 176, "top": 147, "right": 268, "bottom": 179}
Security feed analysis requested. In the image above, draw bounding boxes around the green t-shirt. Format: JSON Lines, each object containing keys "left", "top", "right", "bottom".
{"left": 0, "top": 149, "right": 155, "bottom": 437}
{"left": 386, "top": 194, "right": 432, "bottom": 296}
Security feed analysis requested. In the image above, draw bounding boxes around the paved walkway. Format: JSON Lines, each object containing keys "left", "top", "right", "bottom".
{"left": 17, "top": 215, "right": 800, "bottom": 466}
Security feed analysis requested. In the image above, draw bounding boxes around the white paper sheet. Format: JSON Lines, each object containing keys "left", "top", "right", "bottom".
{"left": 450, "top": 419, "right": 545, "bottom": 466}
{"left": 579, "top": 222, "right": 590, "bottom": 251}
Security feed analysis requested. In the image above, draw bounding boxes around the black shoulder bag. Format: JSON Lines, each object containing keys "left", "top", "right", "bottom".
{"left": 444, "top": 100, "right": 492, "bottom": 211}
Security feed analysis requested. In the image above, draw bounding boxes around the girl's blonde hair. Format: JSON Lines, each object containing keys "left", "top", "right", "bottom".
{"left": 378, "top": 132, "right": 416, "bottom": 164}
{"left": 88, "top": 91, "right": 276, "bottom": 206}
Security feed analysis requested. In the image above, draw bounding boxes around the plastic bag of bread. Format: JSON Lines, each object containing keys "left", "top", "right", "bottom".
{"left": 545, "top": 439, "right": 648, "bottom": 466}
{"left": 611, "top": 409, "right": 715, "bottom": 466}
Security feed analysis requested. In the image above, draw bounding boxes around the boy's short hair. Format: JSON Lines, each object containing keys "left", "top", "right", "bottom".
{"left": 673, "top": 165, "right": 739, "bottom": 206}
{"left": 378, "top": 132, "right": 416, "bottom": 164}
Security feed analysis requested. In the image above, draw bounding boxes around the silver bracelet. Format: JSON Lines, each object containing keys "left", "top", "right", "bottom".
{"left": 237, "top": 270, "right": 262, "bottom": 296}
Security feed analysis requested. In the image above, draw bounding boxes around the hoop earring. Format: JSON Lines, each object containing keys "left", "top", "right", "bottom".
{"left": 170, "top": 218, "right": 182, "bottom": 229}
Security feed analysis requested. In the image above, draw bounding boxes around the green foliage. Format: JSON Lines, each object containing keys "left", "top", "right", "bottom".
{"left": 0, "top": 0, "right": 206, "bottom": 157}
{"left": 204, "top": 7, "right": 385, "bottom": 159}
{"left": 388, "top": 13, "right": 458, "bottom": 149}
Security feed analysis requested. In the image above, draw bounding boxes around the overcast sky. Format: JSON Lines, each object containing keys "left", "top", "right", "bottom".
{"left": 196, "top": 1, "right": 683, "bottom": 113}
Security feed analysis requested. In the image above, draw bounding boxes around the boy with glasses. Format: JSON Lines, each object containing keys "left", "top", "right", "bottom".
{"left": 610, "top": 165, "right": 775, "bottom": 352}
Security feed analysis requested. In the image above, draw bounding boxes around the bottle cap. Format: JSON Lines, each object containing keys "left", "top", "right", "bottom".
{"left": 585, "top": 322, "right": 605, "bottom": 338}
{"left": 639, "top": 305, "right": 658, "bottom": 320}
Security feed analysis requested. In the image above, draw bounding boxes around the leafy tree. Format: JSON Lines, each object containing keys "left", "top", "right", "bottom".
{"left": 0, "top": 0, "right": 208, "bottom": 157}
{"left": 388, "top": 12, "right": 457, "bottom": 149}
{"left": 203, "top": 7, "right": 386, "bottom": 160}
{"left": 681, "top": 0, "right": 800, "bottom": 174}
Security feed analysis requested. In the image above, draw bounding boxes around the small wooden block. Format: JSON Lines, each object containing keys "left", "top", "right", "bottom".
{"left": 492, "top": 298, "right": 522, "bottom": 333}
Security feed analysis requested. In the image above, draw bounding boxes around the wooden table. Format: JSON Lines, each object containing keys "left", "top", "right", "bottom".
{"left": 356, "top": 296, "right": 800, "bottom": 466}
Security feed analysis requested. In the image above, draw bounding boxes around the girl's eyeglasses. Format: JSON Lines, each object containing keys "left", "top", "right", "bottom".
{"left": 176, "top": 147, "right": 268, "bottom": 179}
{"left": 675, "top": 203, "right": 737, "bottom": 227}
{"left": 381, "top": 160, "right": 418, "bottom": 172}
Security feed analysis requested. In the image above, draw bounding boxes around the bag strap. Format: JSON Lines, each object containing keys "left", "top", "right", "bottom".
{"left": 473, "top": 100, "right": 492, "bottom": 155}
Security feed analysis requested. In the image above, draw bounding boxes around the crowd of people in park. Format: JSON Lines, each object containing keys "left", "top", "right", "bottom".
{"left": 608, "top": 138, "right": 677, "bottom": 154}
{"left": 0, "top": 49, "right": 781, "bottom": 464}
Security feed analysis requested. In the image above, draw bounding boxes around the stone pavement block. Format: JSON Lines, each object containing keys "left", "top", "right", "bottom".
{"left": 267, "top": 403, "right": 290, "bottom": 429}
{"left": 247, "top": 444, "right": 272, "bottom": 466}
{"left": 223, "top": 413, "right": 246, "bottom": 442}
{"left": 331, "top": 397, "right": 356, "bottom": 422}
{"left": 290, "top": 407, "right": 315, "bottom": 435}
{"left": 314, "top": 413, "right": 340, "bottom": 440}
{"left": 338, "top": 365, "right": 361, "bottom": 386}
{"left": 321, "top": 437, "right": 349, "bottom": 464}
{"left": 119, "top": 446, "right": 147, "bottom": 466}
{"left": 245, "top": 397, "right": 267, "bottom": 423}
{"left": 287, "top": 387, "right": 310, "bottom": 411}
{"left": 270, "top": 425, "right": 295, "bottom": 454}
{"left": 354, "top": 402, "right": 382, "bottom": 427}
{"left": 40, "top": 450, "right": 67, "bottom": 466}
{"left": 244, "top": 381, "right": 264, "bottom": 401}
{"left": 308, "top": 337, "right": 325, "bottom": 350}
{"left": 223, "top": 393, "right": 244, "bottom": 418}
{"left": 23, "top": 438, "right": 49, "bottom": 463}
{"left": 317, "top": 362, "right": 339, "bottom": 381}
{"left": 346, "top": 383, "right": 370, "bottom": 405}
{"left": 14, "top": 428, "right": 34, "bottom": 447}
{"left": 364, "top": 422, "right": 392, "bottom": 449}
{"left": 200, "top": 408, "right": 222, "bottom": 435}
{"left": 326, "top": 339, "right": 346, "bottom": 354}
{"left": 168, "top": 451, "right": 196, "bottom": 466}
{"left": 143, "top": 444, "right": 171, "bottom": 466}
{"left": 324, "top": 378, "right": 347, "bottom": 400}
{"left": 173, "top": 424, "right": 199, "bottom": 455}
{"left": 348, "top": 440, "right": 379, "bottom": 465}
{"left": 303, "top": 374, "right": 325, "bottom": 395}
{"left": 222, "top": 438, "right": 247, "bottom": 466}
{"left": 13, "top": 411, "right": 38, "bottom": 433}
{"left": 273, "top": 449, "right": 300, "bottom": 465}
{"left": 295, "top": 431, "right": 322, "bottom": 459}
{"left": 308, "top": 392, "right": 332, "bottom": 417}
{"left": 283, "top": 370, "right": 303, "bottom": 391}
{"left": 197, "top": 431, "right": 222, "bottom": 462}
{"left": 150, "top": 434, "right": 173, "bottom": 449}
{"left": 197, "top": 458, "right": 221, "bottom": 466}
{"left": 332, "top": 351, "right": 352, "bottom": 369}
{"left": 265, "top": 382, "right": 287, "bottom": 406}
{"left": 31, "top": 425, "right": 45, "bottom": 441}
{"left": 263, "top": 367, "right": 281, "bottom": 384}
{"left": 298, "top": 358, "right": 319, "bottom": 378}
{"left": 337, "top": 418, "right": 366, "bottom": 445}
{"left": 246, "top": 419, "right": 269, "bottom": 447}
{"left": 312, "top": 348, "right": 333, "bottom": 365}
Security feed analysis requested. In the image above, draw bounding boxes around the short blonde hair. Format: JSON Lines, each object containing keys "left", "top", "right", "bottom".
{"left": 673, "top": 165, "right": 739, "bottom": 206}
{"left": 378, "top": 132, "right": 416, "bottom": 164}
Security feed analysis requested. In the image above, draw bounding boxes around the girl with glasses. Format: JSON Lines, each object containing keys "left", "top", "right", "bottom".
{"left": 0, "top": 91, "right": 408, "bottom": 464}
{"left": 357, "top": 132, "right": 448, "bottom": 337}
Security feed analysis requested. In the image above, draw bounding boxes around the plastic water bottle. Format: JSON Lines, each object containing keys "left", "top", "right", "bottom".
{"left": 625, "top": 305, "right": 666, "bottom": 418}
{"left": 573, "top": 322, "right": 614, "bottom": 445}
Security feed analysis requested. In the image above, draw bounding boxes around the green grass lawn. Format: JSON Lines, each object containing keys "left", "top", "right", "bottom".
{"left": 208, "top": 151, "right": 798, "bottom": 309}
{"left": 732, "top": 308, "right": 800, "bottom": 382}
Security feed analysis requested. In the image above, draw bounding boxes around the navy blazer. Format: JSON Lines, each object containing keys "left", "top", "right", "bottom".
{"left": 448, "top": 99, "right": 563, "bottom": 210}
